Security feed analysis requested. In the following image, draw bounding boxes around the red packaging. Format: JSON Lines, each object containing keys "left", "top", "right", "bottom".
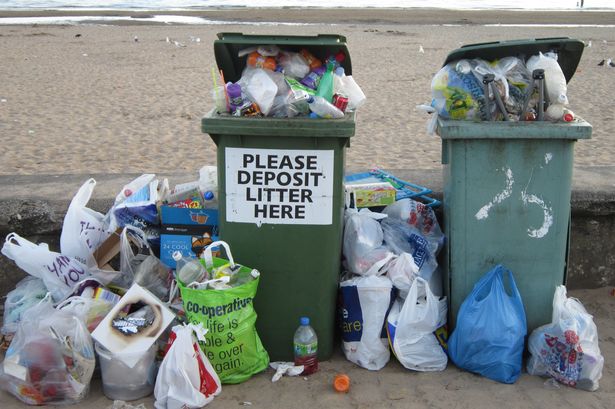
{"left": 332, "top": 94, "right": 349, "bottom": 112}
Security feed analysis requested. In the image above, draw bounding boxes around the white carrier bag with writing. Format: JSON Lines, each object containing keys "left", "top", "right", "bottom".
{"left": 386, "top": 277, "right": 448, "bottom": 372}
{"left": 155, "top": 323, "right": 221, "bottom": 409}
{"left": 61, "top": 178, "right": 112, "bottom": 267}
{"left": 178, "top": 241, "right": 269, "bottom": 384}
{"left": 339, "top": 258, "right": 395, "bottom": 370}
{"left": 527, "top": 285, "right": 604, "bottom": 391}
{"left": 2, "top": 233, "right": 92, "bottom": 302}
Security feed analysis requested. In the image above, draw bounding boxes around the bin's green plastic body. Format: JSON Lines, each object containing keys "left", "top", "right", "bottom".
{"left": 439, "top": 38, "right": 591, "bottom": 334}
{"left": 202, "top": 33, "right": 355, "bottom": 361}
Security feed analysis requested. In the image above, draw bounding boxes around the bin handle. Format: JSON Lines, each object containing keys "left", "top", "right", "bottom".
{"left": 202, "top": 240, "right": 235, "bottom": 270}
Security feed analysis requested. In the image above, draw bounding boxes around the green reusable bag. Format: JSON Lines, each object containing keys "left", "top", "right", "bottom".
{"left": 178, "top": 241, "right": 269, "bottom": 384}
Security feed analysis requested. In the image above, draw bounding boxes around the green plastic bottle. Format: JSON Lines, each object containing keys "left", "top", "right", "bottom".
{"left": 316, "top": 61, "right": 335, "bottom": 103}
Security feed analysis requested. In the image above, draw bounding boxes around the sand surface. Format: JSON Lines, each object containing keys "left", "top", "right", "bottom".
{"left": 1, "top": 9, "right": 615, "bottom": 176}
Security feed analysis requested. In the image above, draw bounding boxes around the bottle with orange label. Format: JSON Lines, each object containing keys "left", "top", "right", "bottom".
{"left": 300, "top": 49, "right": 322, "bottom": 70}
{"left": 247, "top": 51, "right": 277, "bottom": 71}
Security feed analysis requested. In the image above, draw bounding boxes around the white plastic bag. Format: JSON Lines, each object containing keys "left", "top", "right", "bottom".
{"left": 382, "top": 199, "right": 445, "bottom": 291}
{"left": 0, "top": 299, "right": 95, "bottom": 405}
{"left": 382, "top": 198, "right": 444, "bottom": 251}
{"left": 343, "top": 207, "right": 391, "bottom": 275}
{"left": 154, "top": 323, "right": 221, "bottom": 409}
{"left": 119, "top": 226, "right": 170, "bottom": 299}
{"left": 2, "top": 277, "right": 48, "bottom": 335}
{"left": 333, "top": 73, "right": 366, "bottom": 111}
{"left": 56, "top": 295, "right": 115, "bottom": 333}
{"left": 108, "top": 174, "right": 160, "bottom": 244}
{"left": 339, "top": 273, "right": 394, "bottom": 370}
{"left": 527, "top": 286, "right": 604, "bottom": 391}
{"left": 278, "top": 51, "right": 310, "bottom": 79}
{"left": 386, "top": 252, "right": 419, "bottom": 298}
{"left": 1, "top": 233, "right": 92, "bottom": 302}
{"left": 386, "top": 277, "right": 447, "bottom": 372}
{"left": 527, "top": 51, "right": 569, "bottom": 105}
{"left": 61, "top": 178, "right": 112, "bottom": 267}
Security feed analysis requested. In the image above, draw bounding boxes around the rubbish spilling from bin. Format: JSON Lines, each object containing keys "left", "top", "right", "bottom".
{"left": 0, "top": 34, "right": 606, "bottom": 406}
{"left": 0, "top": 170, "right": 269, "bottom": 405}
{"left": 339, "top": 171, "right": 447, "bottom": 371}
{"left": 424, "top": 38, "right": 588, "bottom": 136}
{"left": 431, "top": 53, "right": 574, "bottom": 123}
{"left": 210, "top": 40, "right": 365, "bottom": 119}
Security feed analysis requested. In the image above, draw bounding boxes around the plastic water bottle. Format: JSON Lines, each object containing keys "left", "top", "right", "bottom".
{"left": 202, "top": 190, "right": 218, "bottom": 209}
{"left": 306, "top": 96, "right": 344, "bottom": 119}
{"left": 173, "top": 251, "right": 207, "bottom": 285}
{"left": 293, "top": 317, "right": 318, "bottom": 375}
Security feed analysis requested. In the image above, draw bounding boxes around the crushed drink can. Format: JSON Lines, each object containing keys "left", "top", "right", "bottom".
{"left": 332, "top": 94, "right": 349, "bottom": 112}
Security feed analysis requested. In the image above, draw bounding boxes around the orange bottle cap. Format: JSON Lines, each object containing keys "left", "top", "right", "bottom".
{"left": 333, "top": 374, "right": 350, "bottom": 393}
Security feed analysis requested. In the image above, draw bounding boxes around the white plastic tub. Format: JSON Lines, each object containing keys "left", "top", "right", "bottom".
{"left": 95, "top": 342, "right": 157, "bottom": 401}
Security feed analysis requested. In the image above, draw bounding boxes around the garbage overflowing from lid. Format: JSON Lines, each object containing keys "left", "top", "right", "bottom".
{"left": 210, "top": 33, "right": 366, "bottom": 119}
{"left": 426, "top": 38, "right": 586, "bottom": 127}
{"left": 0, "top": 34, "right": 606, "bottom": 408}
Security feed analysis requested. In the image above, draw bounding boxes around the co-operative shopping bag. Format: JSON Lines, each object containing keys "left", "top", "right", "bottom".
{"left": 387, "top": 277, "right": 448, "bottom": 371}
{"left": 527, "top": 285, "right": 604, "bottom": 391}
{"left": 178, "top": 241, "right": 269, "bottom": 384}
{"left": 448, "top": 264, "right": 527, "bottom": 384}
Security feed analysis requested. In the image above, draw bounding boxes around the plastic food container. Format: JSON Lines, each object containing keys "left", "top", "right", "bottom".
{"left": 95, "top": 342, "right": 157, "bottom": 401}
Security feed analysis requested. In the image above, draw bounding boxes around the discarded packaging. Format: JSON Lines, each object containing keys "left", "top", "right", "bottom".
{"left": 269, "top": 362, "right": 304, "bottom": 382}
{"left": 92, "top": 283, "right": 175, "bottom": 368}
{"left": 96, "top": 342, "right": 157, "bottom": 401}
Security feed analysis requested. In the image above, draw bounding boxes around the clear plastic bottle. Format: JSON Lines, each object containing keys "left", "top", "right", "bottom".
{"left": 293, "top": 317, "right": 318, "bottom": 375}
{"left": 202, "top": 190, "right": 218, "bottom": 209}
{"left": 173, "top": 251, "right": 207, "bottom": 285}
{"left": 306, "top": 96, "right": 344, "bottom": 119}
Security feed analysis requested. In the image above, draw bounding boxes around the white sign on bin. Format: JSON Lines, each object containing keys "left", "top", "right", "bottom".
{"left": 225, "top": 147, "right": 334, "bottom": 225}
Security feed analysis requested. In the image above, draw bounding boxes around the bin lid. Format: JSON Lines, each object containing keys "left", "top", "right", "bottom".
{"left": 213, "top": 32, "right": 352, "bottom": 83}
{"left": 202, "top": 109, "right": 355, "bottom": 138}
{"left": 442, "top": 37, "right": 584, "bottom": 83}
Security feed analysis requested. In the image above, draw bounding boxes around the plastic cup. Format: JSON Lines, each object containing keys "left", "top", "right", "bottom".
{"left": 95, "top": 343, "right": 157, "bottom": 401}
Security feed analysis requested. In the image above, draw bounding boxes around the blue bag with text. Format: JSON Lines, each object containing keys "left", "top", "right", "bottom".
{"left": 448, "top": 264, "right": 527, "bottom": 384}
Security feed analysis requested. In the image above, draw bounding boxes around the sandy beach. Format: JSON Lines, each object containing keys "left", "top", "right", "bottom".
{"left": 0, "top": 8, "right": 614, "bottom": 175}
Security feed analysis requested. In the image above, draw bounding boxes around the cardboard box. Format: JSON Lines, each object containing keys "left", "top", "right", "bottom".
{"left": 345, "top": 181, "right": 396, "bottom": 208}
{"left": 159, "top": 206, "right": 219, "bottom": 268}
{"left": 92, "top": 283, "right": 175, "bottom": 367}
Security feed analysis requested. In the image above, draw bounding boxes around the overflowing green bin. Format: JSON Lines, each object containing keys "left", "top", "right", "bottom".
{"left": 438, "top": 38, "right": 592, "bottom": 333}
{"left": 202, "top": 33, "right": 355, "bottom": 361}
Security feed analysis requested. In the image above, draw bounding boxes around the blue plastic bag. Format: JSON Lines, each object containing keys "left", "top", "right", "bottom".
{"left": 448, "top": 264, "right": 527, "bottom": 384}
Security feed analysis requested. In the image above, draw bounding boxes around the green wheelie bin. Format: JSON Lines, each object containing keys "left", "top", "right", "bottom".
{"left": 437, "top": 38, "right": 592, "bottom": 333}
{"left": 202, "top": 33, "right": 355, "bottom": 361}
